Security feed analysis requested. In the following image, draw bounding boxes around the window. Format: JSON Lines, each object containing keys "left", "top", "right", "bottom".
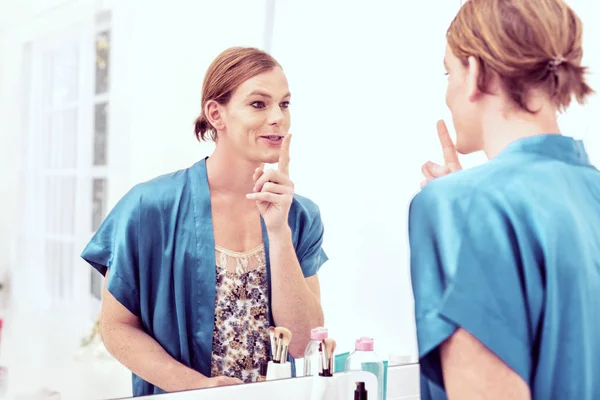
{"left": 18, "top": 12, "right": 113, "bottom": 318}
{"left": 40, "top": 42, "right": 80, "bottom": 303}
{"left": 90, "top": 20, "right": 112, "bottom": 301}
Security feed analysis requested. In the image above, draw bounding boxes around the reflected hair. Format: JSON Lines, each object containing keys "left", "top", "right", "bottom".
{"left": 194, "top": 47, "right": 281, "bottom": 142}
{"left": 447, "top": 0, "right": 594, "bottom": 113}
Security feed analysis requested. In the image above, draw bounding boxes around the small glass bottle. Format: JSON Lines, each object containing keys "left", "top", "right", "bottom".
{"left": 345, "top": 337, "right": 384, "bottom": 400}
{"left": 354, "top": 381, "right": 368, "bottom": 400}
{"left": 257, "top": 361, "right": 268, "bottom": 382}
{"left": 302, "top": 327, "right": 328, "bottom": 376}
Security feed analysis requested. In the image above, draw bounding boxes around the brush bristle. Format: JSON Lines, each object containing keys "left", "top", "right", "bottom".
{"left": 279, "top": 327, "right": 292, "bottom": 344}
{"left": 324, "top": 338, "right": 336, "bottom": 358}
{"left": 273, "top": 326, "right": 292, "bottom": 364}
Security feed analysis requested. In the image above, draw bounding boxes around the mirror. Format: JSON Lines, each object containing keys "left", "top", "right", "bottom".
{"left": 0, "top": 0, "right": 598, "bottom": 399}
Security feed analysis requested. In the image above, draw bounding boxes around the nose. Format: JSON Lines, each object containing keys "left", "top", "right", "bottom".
{"left": 267, "top": 105, "right": 285, "bottom": 126}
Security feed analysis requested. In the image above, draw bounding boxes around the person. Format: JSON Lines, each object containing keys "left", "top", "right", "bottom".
{"left": 81, "top": 47, "right": 328, "bottom": 396}
{"left": 408, "top": 0, "right": 599, "bottom": 399}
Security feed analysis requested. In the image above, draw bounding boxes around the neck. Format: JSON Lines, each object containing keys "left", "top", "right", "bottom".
{"left": 481, "top": 102, "right": 561, "bottom": 159}
{"left": 206, "top": 144, "right": 262, "bottom": 196}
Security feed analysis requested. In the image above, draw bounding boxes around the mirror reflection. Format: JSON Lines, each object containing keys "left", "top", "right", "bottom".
{"left": 0, "top": 0, "right": 598, "bottom": 399}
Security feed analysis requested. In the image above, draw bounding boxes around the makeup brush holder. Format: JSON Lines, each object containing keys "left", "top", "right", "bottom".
{"left": 266, "top": 361, "right": 292, "bottom": 381}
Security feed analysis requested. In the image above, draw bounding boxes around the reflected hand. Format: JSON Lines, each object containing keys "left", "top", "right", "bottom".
{"left": 206, "top": 376, "right": 244, "bottom": 388}
{"left": 420, "top": 120, "right": 463, "bottom": 188}
{"left": 246, "top": 134, "right": 294, "bottom": 234}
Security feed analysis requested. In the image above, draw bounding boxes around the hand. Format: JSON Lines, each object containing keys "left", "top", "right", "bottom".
{"left": 246, "top": 134, "right": 294, "bottom": 234}
{"left": 205, "top": 375, "right": 244, "bottom": 388}
{"left": 420, "top": 120, "right": 463, "bottom": 188}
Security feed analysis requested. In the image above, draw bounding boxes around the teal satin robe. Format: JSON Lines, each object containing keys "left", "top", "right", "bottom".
{"left": 409, "top": 135, "right": 600, "bottom": 399}
{"left": 81, "top": 158, "right": 328, "bottom": 396}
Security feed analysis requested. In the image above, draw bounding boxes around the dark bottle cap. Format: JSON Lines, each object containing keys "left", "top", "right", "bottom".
{"left": 354, "top": 381, "right": 368, "bottom": 400}
{"left": 259, "top": 361, "right": 269, "bottom": 376}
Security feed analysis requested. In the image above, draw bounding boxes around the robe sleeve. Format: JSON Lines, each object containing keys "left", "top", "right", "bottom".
{"left": 295, "top": 203, "right": 328, "bottom": 278}
{"left": 408, "top": 187, "right": 533, "bottom": 390}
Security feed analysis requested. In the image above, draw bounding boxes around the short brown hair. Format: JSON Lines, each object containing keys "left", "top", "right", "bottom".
{"left": 194, "top": 47, "right": 281, "bottom": 142}
{"left": 447, "top": 0, "right": 594, "bottom": 113}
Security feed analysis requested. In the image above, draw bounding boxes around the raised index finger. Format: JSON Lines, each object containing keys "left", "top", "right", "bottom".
{"left": 278, "top": 134, "right": 292, "bottom": 176}
{"left": 436, "top": 120, "right": 461, "bottom": 172}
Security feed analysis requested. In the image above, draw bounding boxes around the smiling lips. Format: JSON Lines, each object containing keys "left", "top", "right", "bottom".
{"left": 260, "top": 135, "right": 284, "bottom": 143}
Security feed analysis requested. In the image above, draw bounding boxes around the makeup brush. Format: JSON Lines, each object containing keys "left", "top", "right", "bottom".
{"left": 279, "top": 327, "right": 292, "bottom": 363}
{"left": 276, "top": 332, "right": 284, "bottom": 363}
{"left": 322, "top": 338, "right": 336, "bottom": 377}
{"left": 318, "top": 342, "right": 324, "bottom": 376}
{"left": 268, "top": 326, "right": 275, "bottom": 360}
{"left": 273, "top": 327, "right": 284, "bottom": 363}
{"left": 272, "top": 327, "right": 292, "bottom": 363}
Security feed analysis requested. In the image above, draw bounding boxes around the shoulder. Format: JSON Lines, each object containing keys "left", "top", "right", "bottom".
{"left": 117, "top": 164, "right": 196, "bottom": 213}
{"left": 290, "top": 193, "right": 323, "bottom": 226}
{"left": 291, "top": 193, "right": 321, "bottom": 216}
{"left": 410, "top": 157, "right": 535, "bottom": 218}
{"left": 289, "top": 193, "right": 328, "bottom": 271}
{"left": 134, "top": 166, "right": 192, "bottom": 199}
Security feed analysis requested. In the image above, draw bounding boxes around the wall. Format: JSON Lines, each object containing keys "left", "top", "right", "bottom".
{"left": 0, "top": 1, "right": 28, "bottom": 298}
{"left": 558, "top": 0, "right": 600, "bottom": 165}
{"left": 268, "top": 0, "right": 465, "bottom": 358}
{"left": 110, "top": 0, "right": 270, "bottom": 206}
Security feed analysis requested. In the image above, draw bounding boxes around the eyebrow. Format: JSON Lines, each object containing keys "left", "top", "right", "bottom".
{"left": 246, "top": 90, "right": 291, "bottom": 100}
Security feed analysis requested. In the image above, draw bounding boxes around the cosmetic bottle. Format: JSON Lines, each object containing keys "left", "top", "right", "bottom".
{"left": 257, "top": 361, "right": 268, "bottom": 382}
{"left": 354, "top": 381, "right": 368, "bottom": 400}
{"left": 309, "top": 338, "right": 336, "bottom": 400}
{"left": 303, "top": 327, "right": 328, "bottom": 376}
{"left": 345, "top": 338, "right": 384, "bottom": 400}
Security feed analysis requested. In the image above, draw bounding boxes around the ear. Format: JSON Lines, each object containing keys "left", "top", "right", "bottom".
{"left": 204, "top": 100, "right": 225, "bottom": 131}
{"left": 466, "top": 56, "right": 482, "bottom": 102}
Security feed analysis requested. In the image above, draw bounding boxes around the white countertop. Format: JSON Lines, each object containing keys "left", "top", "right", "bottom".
{"left": 0, "top": 303, "right": 420, "bottom": 400}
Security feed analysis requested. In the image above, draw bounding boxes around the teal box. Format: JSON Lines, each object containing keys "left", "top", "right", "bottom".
{"left": 333, "top": 353, "right": 388, "bottom": 400}
{"left": 334, "top": 351, "right": 350, "bottom": 373}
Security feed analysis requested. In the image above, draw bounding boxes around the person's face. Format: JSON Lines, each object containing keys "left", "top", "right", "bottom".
{"left": 444, "top": 45, "right": 484, "bottom": 154}
{"left": 217, "top": 67, "right": 291, "bottom": 164}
